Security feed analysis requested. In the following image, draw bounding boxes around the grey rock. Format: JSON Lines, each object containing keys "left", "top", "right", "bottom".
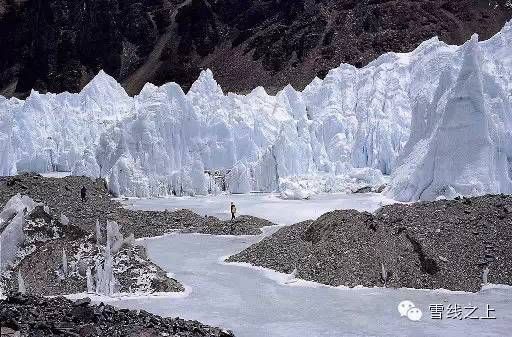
{"left": 0, "top": 294, "right": 234, "bottom": 337}
{"left": 73, "top": 298, "right": 91, "bottom": 307}
{"left": 354, "top": 186, "right": 372, "bottom": 194}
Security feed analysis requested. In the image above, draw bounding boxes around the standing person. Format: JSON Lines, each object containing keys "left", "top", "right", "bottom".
{"left": 230, "top": 202, "right": 236, "bottom": 220}
{"left": 80, "top": 185, "right": 87, "bottom": 202}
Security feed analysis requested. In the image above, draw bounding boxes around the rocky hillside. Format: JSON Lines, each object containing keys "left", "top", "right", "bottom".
{"left": 0, "top": 0, "right": 511, "bottom": 97}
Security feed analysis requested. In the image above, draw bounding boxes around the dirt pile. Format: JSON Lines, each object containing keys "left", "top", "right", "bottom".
{"left": 1, "top": 0, "right": 510, "bottom": 97}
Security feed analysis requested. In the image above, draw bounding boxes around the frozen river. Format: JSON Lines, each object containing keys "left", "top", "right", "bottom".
{"left": 115, "top": 194, "right": 512, "bottom": 337}
{"left": 122, "top": 192, "right": 391, "bottom": 224}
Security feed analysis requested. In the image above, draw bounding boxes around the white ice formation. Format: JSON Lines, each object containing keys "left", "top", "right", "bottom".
{"left": 94, "top": 235, "right": 119, "bottom": 296}
{"left": 388, "top": 32, "right": 512, "bottom": 201}
{"left": 0, "top": 194, "right": 37, "bottom": 271}
{"left": 106, "top": 220, "right": 124, "bottom": 255}
{"left": 62, "top": 248, "right": 68, "bottom": 277}
{"left": 1, "top": 22, "right": 512, "bottom": 201}
{"left": 92, "top": 219, "right": 123, "bottom": 296}
{"left": 86, "top": 267, "right": 94, "bottom": 293}
{"left": 60, "top": 213, "right": 70, "bottom": 226}
{"left": 17, "top": 270, "right": 26, "bottom": 294}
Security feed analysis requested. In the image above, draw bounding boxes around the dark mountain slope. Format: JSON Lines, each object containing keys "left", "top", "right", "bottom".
{"left": 0, "top": 0, "right": 511, "bottom": 97}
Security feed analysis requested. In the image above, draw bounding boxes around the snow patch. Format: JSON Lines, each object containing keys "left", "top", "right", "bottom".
{"left": 60, "top": 285, "right": 192, "bottom": 302}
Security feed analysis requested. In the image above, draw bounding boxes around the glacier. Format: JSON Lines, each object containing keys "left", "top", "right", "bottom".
{"left": 1, "top": 21, "right": 512, "bottom": 201}
{"left": 389, "top": 32, "right": 512, "bottom": 201}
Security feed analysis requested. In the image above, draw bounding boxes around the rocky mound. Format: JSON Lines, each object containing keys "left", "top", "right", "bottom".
{"left": 0, "top": 293, "right": 234, "bottom": 337}
{"left": 0, "top": 173, "right": 275, "bottom": 237}
{"left": 228, "top": 195, "right": 512, "bottom": 292}
{"left": 123, "top": 210, "right": 275, "bottom": 237}
{"left": 0, "top": 0, "right": 510, "bottom": 97}
{"left": 197, "top": 215, "right": 276, "bottom": 236}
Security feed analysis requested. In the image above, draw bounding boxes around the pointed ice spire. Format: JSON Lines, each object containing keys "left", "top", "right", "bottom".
{"left": 381, "top": 262, "right": 388, "bottom": 286}
{"left": 96, "top": 236, "right": 115, "bottom": 296}
{"left": 25, "top": 89, "right": 41, "bottom": 104}
{"left": 96, "top": 219, "right": 102, "bottom": 246}
{"left": 434, "top": 34, "right": 487, "bottom": 142}
{"left": 81, "top": 70, "right": 127, "bottom": 97}
{"left": 452, "top": 34, "right": 484, "bottom": 102}
{"left": 18, "top": 270, "right": 26, "bottom": 294}
{"left": 302, "top": 76, "right": 323, "bottom": 98}
{"left": 310, "top": 76, "right": 323, "bottom": 86}
{"left": 282, "top": 83, "right": 298, "bottom": 94}
{"left": 62, "top": 249, "right": 68, "bottom": 277}
{"left": 161, "top": 81, "right": 187, "bottom": 96}
{"left": 94, "top": 260, "right": 100, "bottom": 293}
{"left": 138, "top": 82, "right": 160, "bottom": 98}
{"left": 107, "top": 220, "right": 124, "bottom": 254}
{"left": 249, "top": 86, "right": 269, "bottom": 97}
{"left": 421, "top": 34, "right": 490, "bottom": 198}
{"left": 86, "top": 267, "right": 94, "bottom": 293}
{"left": 0, "top": 237, "right": 2, "bottom": 272}
{"left": 80, "top": 70, "right": 131, "bottom": 117}
{"left": 389, "top": 32, "right": 511, "bottom": 201}
{"left": 108, "top": 169, "right": 120, "bottom": 198}
{"left": 187, "top": 69, "right": 224, "bottom": 98}
{"left": 482, "top": 266, "right": 490, "bottom": 285}
{"left": 279, "top": 84, "right": 307, "bottom": 120}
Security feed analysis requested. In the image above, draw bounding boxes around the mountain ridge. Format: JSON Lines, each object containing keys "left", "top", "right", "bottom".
{"left": 0, "top": 0, "right": 511, "bottom": 98}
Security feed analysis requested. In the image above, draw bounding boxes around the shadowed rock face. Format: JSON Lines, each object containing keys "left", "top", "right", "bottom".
{"left": 0, "top": 0, "right": 511, "bottom": 98}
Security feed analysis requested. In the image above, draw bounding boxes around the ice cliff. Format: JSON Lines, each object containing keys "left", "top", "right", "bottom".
{"left": 389, "top": 32, "right": 512, "bottom": 201}
{"left": 1, "top": 22, "right": 512, "bottom": 201}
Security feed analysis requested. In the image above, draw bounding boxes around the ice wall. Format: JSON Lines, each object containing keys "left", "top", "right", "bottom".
{"left": 389, "top": 28, "right": 512, "bottom": 201}
{"left": 0, "top": 108, "right": 16, "bottom": 176}
{"left": 1, "top": 21, "right": 512, "bottom": 200}
{"left": 4, "top": 70, "right": 130, "bottom": 173}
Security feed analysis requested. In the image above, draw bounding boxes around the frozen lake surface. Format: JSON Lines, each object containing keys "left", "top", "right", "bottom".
{"left": 114, "top": 194, "right": 512, "bottom": 337}
{"left": 122, "top": 192, "right": 391, "bottom": 224}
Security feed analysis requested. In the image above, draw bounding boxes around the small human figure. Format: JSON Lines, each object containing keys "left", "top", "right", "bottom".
{"left": 80, "top": 185, "right": 87, "bottom": 202}
{"left": 230, "top": 202, "right": 236, "bottom": 220}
